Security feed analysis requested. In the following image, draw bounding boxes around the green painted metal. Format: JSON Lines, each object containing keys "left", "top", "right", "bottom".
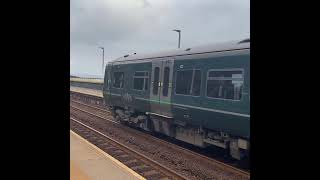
{"left": 103, "top": 49, "right": 250, "bottom": 138}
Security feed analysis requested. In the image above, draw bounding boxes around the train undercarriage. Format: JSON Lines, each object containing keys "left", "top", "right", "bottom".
{"left": 111, "top": 106, "right": 249, "bottom": 160}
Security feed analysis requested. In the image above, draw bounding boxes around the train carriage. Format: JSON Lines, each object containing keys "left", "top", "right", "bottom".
{"left": 103, "top": 39, "right": 250, "bottom": 160}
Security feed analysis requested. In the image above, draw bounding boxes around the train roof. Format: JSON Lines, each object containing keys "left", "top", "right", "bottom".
{"left": 110, "top": 38, "right": 250, "bottom": 63}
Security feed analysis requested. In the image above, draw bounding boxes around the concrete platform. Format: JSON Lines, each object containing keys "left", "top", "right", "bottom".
{"left": 70, "top": 130, "right": 145, "bottom": 180}
{"left": 70, "top": 86, "right": 103, "bottom": 97}
{"left": 70, "top": 78, "right": 103, "bottom": 84}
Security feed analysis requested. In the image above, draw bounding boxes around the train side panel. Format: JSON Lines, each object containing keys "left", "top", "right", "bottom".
{"left": 103, "top": 46, "right": 250, "bottom": 160}
{"left": 172, "top": 50, "right": 250, "bottom": 138}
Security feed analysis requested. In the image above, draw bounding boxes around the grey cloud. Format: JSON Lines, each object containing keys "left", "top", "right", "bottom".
{"left": 71, "top": 0, "right": 249, "bottom": 76}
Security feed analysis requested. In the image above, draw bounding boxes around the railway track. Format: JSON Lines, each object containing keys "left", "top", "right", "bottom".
{"left": 71, "top": 117, "right": 187, "bottom": 180}
{"left": 70, "top": 97, "right": 250, "bottom": 179}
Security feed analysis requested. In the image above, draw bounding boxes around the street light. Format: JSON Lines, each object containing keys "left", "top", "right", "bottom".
{"left": 99, "top": 47, "right": 104, "bottom": 77}
{"left": 173, "top": 29, "right": 181, "bottom": 48}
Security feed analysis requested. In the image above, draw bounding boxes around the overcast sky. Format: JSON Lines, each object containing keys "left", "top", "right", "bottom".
{"left": 70, "top": 0, "right": 250, "bottom": 77}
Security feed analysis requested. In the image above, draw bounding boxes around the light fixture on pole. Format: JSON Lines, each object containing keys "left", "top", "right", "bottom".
{"left": 99, "top": 47, "right": 104, "bottom": 76}
{"left": 173, "top": 29, "right": 181, "bottom": 48}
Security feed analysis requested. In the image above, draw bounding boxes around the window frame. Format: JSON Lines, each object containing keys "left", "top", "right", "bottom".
{"left": 152, "top": 67, "right": 160, "bottom": 95}
{"left": 132, "top": 71, "right": 149, "bottom": 91}
{"left": 112, "top": 71, "right": 125, "bottom": 89}
{"left": 174, "top": 68, "right": 202, "bottom": 97}
{"left": 205, "top": 68, "right": 244, "bottom": 101}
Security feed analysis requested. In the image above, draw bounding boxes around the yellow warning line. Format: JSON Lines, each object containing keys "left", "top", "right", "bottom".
{"left": 70, "top": 130, "right": 146, "bottom": 180}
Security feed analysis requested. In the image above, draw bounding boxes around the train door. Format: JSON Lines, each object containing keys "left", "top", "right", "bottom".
{"left": 150, "top": 58, "right": 174, "bottom": 117}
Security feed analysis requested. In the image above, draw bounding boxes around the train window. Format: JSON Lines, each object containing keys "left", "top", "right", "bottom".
{"left": 104, "top": 70, "right": 108, "bottom": 90}
{"left": 134, "top": 72, "right": 146, "bottom": 76}
{"left": 133, "top": 71, "right": 149, "bottom": 91}
{"left": 134, "top": 78, "right": 144, "bottom": 90}
{"left": 206, "top": 69, "right": 243, "bottom": 100}
{"left": 153, "top": 67, "right": 160, "bottom": 95}
{"left": 162, "top": 67, "right": 170, "bottom": 96}
{"left": 107, "top": 70, "right": 111, "bottom": 89}
{"left": 176, "top": 70, "right": 193, "bottom": 95}
{"left": 192, "top": 70, "right": 201, "bottom": 96}
{"left": 175, "top": 69, "right": 201, "bottom": 96}
{"left": 113, "top": 72, "right": 124, "bottom": 89}
{"left": 144, "top": 77, "right": 149, "bottom": 90}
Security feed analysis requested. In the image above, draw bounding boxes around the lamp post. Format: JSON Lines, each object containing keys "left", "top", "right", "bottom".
{"left": 99, "top": 47, "right": 104, "bottom": 76}
{"left": 173, "top": 29, "right": 181, "bottom": 48}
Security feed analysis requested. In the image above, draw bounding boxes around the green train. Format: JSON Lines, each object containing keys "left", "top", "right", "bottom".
{"left": 103, "top": 39, "right": 250, "bottom": 160}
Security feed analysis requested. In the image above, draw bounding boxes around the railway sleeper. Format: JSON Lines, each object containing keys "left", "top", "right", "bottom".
{"left": 130, "top": 164, "right": 150, "bottom": 171}
{"left": 124, "top": 160, "right": 141, "bottom": 167}
{"left": 142, "top": 170, "right": 162, "bottom": 178}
